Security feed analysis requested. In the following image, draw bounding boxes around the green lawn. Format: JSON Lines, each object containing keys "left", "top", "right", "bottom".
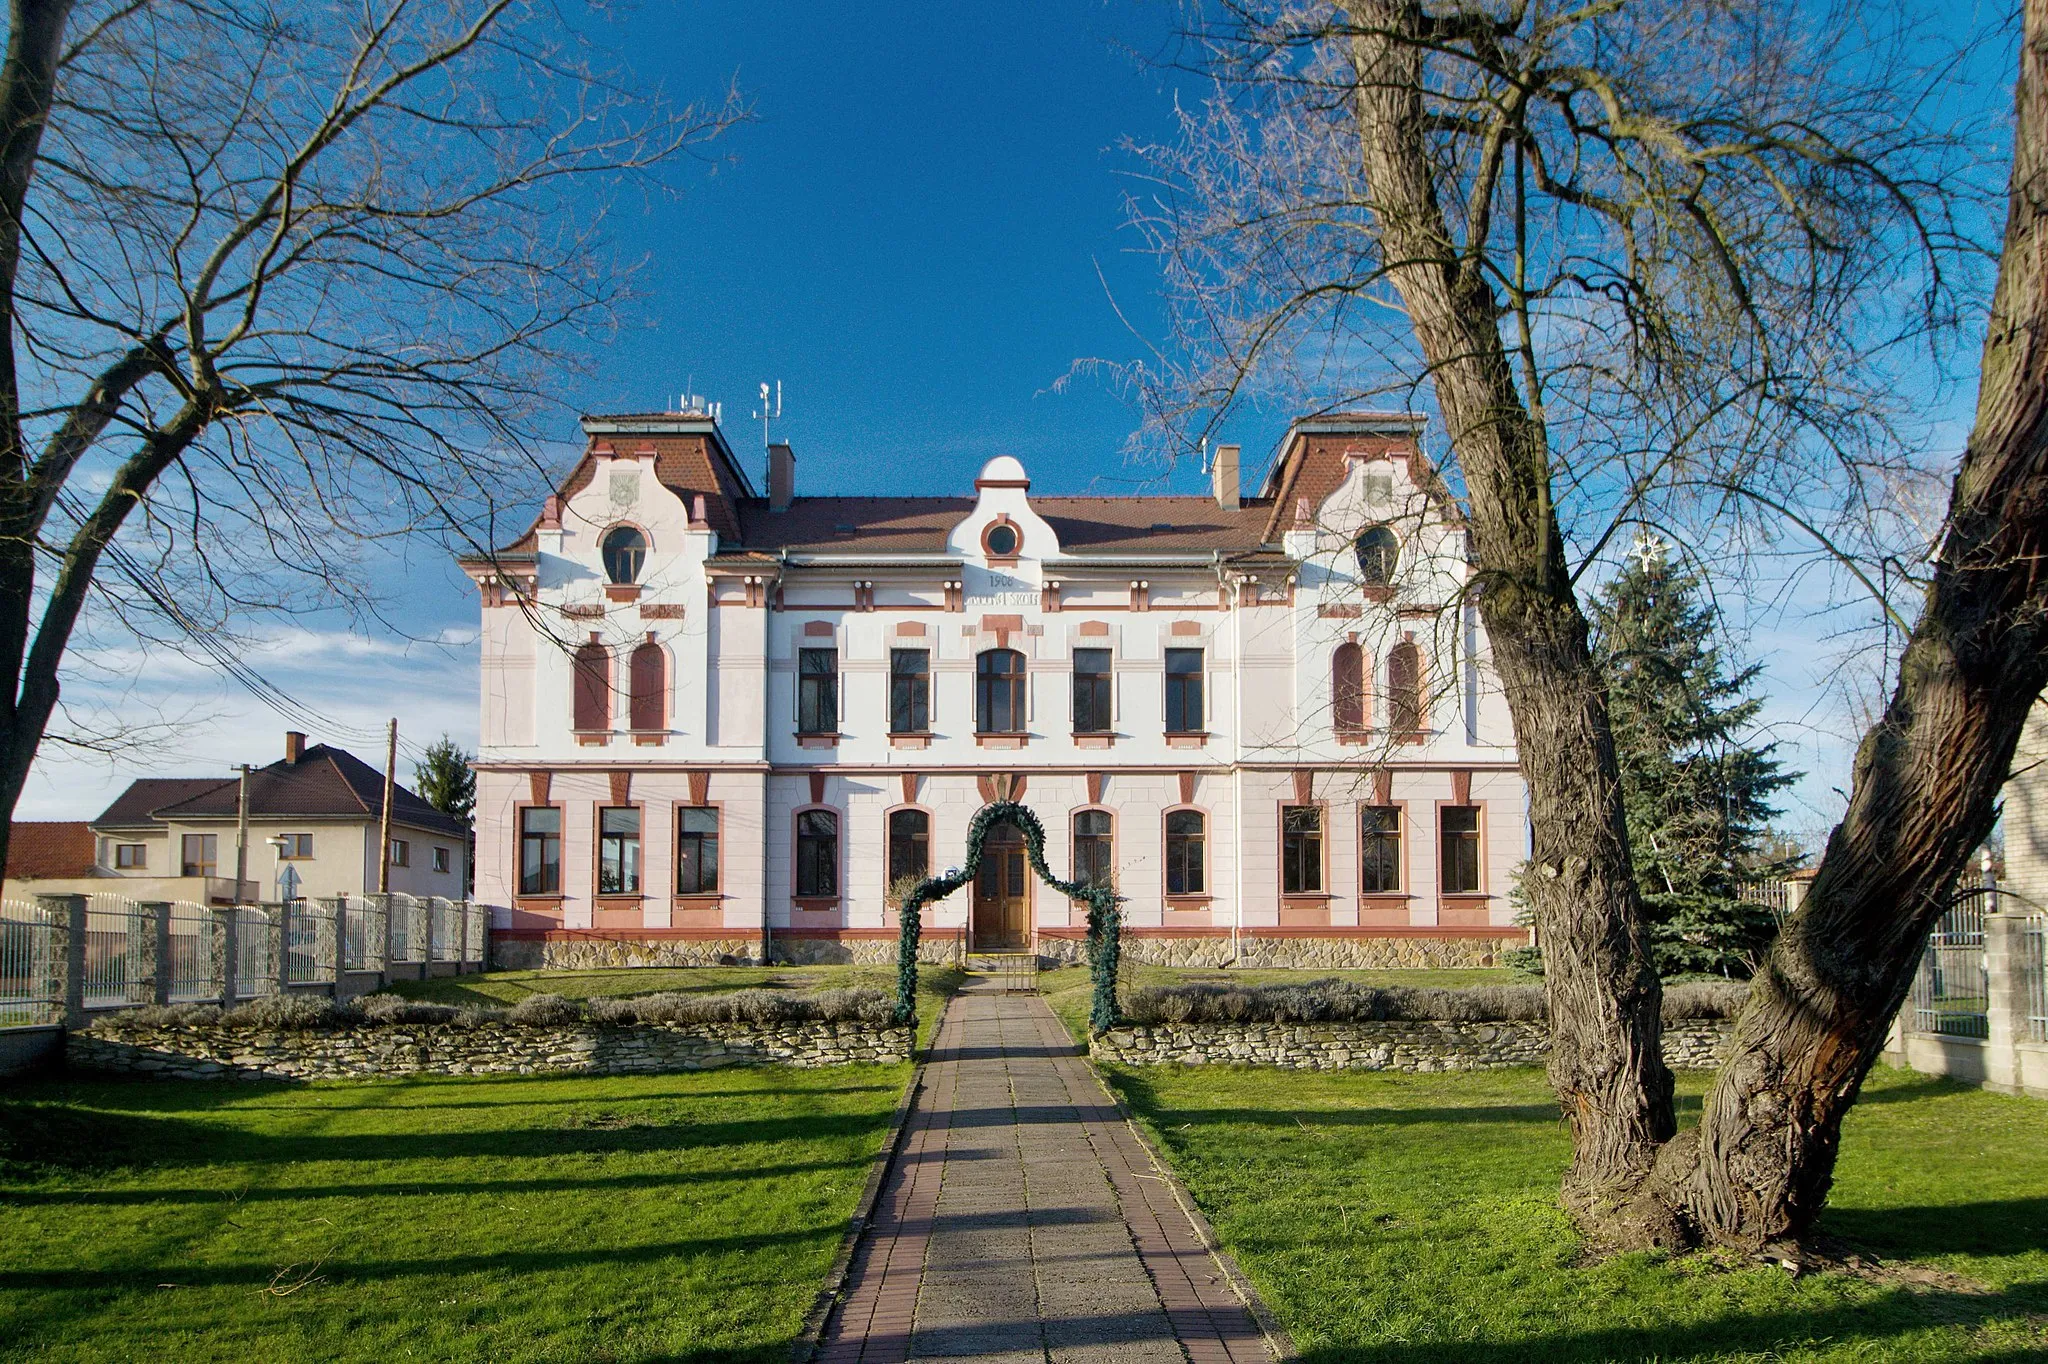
{"left": 0, "top": 1065, "right": 907, "bottom": 1362}
{"left": 1037, "top": 964, "right": 1528, "bottom": 1041}
{"left": 1105, "top": 1061, "right": 2048, "bottom": 1363}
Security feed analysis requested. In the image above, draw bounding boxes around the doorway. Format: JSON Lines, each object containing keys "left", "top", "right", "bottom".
{"left": 971, "top": 821, "right": 1031, "bottom": 949}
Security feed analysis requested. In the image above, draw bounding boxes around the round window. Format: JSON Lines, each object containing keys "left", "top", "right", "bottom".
{"left": 602, "top": 526, "right": 648, "bottom": 584}
{"left": 984, "top": 522, "right": 1020, "bottom": 557}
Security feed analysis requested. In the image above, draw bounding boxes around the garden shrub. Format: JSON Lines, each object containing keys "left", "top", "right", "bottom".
{"left": 221, "top": 995, "right": 363, "bottom": 1030}
{"left": 1123, "top": 975, "right": 1748, "bottom": 1025}
{"left": 361, "top": 995, "right": 462, "bottom": 1025}
{"left": 506, "top": 993, "right": 584, "bottom": 1026}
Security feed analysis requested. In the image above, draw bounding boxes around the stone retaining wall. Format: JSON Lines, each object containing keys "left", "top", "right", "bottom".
{"left": 1037, "top": 934, "right": 1511, "bottom": 970}
{"left": 491, "top": 935, "right": 767, "bottom": 970}
{"left": 68, "top": 1018, "right": 911, "bottom": 1082}
{"left": 1091, "top": 1018, "right": 1732, "bottom": 1072}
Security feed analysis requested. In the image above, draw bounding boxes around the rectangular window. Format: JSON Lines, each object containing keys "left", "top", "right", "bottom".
{"left": 890, "top": 649, "right": 931, "bottom": 733}
{"left": 519, "top": 807, "right": 561, "bottom": 896}
{"left": 1165, "top": 648, "right": 1204, "bottom": 733}
{"left": 798, "top": 648, "right": 839, "bottom": 734}
{"left": 676, "top": 807, "right": 721, "bottom": 894}
{"left": 1281, "top": 806, "right": 1323, "bottom": 895}
{"left": 1072, "top": 648, "right": 1112, "bottom": 733}
{"left": 114, "top": 843, "right": 147, "bottom": 869}
{"left": 432, "top": 846, "right": 451, "bottom": 874}
{"left": 1361, "top": 807, "right": 1402, "bottom": 893}
{"left": 1441, "top": 806, "right": 1483, "bottom": 894}
{"left": 279, "top": 833, "right": 313, "bottom": 860}
{"left": 1165, "top": 810, "right": 1205, "bottom": 896}
{"left": 181, "top": 833, "right": 217, "bottom": 878}
{"left": 796, "top": 809, "right": 838, "bottom": 898}
{"left": 1073, "top": 810, "right": 1114, "bottom": 889}
{"left": 389, "top": 838, "right": 410, "bottom": 868}
{"left": 598, "top": 806, "right": 641, "bottom": 895}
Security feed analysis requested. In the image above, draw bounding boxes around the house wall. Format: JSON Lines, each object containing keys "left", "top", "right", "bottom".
{"left": 85, "top": 818, "right": 463, "bottom": 901}
{"left": 2006, "top": 697, "right": 2048, "bottom": 909}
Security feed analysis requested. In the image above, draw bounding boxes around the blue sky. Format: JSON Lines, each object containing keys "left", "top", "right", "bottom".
{"left": 20, "top": 1, "right": 2014, "bottom": 850}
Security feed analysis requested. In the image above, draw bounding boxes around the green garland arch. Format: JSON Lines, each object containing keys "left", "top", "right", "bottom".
{"left": 893, "top": 801, "right": 1123, "bottom": 1035}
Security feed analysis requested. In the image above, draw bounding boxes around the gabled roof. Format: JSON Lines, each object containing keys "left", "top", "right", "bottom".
{"left": 731, "top": 495, "right": 1276, "bottom": 556}
{"left": 95, "top": 746, "right": 466, "bottom": 838}
{"left": 5, "top": 821, "right": 97, "bottom": 879}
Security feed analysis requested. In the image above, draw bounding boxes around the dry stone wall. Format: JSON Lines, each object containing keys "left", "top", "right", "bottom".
{"left": 1038, "top": 934, "right": 1508, "bottom": 970}
{"left": 68, "top": 1018, "right": 910, "bottom": 1082}
{"left": 492, "top": 936, "right": 766, "bottom": 970}
{"left": 1092, "top": 1018, "right": 1732, "bottom": 1072}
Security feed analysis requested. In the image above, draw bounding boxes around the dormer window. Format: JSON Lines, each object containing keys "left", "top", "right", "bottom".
{"left": 1355, "top": 525, "right": 1399, "bottom": 584}
{"left": 982, "top": 520, "right": 1021, "bottom": 558}
{"left": 602, "top": 526, "right": 647, "bottom": 584}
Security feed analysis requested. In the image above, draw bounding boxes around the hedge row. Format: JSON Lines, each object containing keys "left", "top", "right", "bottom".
{"left": 1120, "top": 977, "right": 1749, "bottom": 1025}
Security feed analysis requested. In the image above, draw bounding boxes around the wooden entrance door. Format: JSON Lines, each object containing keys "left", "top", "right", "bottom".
{"left": 972, "top": 823, "right": 1030, "bottom": 949}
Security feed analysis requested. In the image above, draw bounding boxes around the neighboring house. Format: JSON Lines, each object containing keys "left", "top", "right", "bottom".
{"left": 2007, "top": 697, "right": 2048, "bottom": 910}
{"left": 70, "top": 731, "right": 469, "bottom": 903}
{"left": 461, "top": 408, "right": 1530, "bottom": 965}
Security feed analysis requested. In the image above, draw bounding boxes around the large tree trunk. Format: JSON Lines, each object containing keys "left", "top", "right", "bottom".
{"left": 1341, "top": 0, "right": 1678, "bottom": 1234}
{"left": 1660, "top": 0, "right": 2048, "bottom": 1249}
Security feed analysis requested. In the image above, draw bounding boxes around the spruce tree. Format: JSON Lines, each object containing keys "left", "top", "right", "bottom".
{"left": 413, "top": 735, "right": 476, "bottom": 822}
{"left": 1591, "top": 539, "right": 1798, "bottom": 976}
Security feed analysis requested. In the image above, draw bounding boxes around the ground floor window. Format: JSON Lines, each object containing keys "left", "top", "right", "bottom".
{"left": 889, "top": 808, "right": 930, "bottom": 887}
{"left": 1165, "top": 809, "right": 1205, "bottom": 896}
{"left": 1440, "top": 806, "right": 1482, "bottom": 893}
{"left": 181, "top": 833, "right": 217, "bottom": 878}
{"left": 1073, "top": 809, "right": 1113, "bottom": 889}
{"left": 677, "top": 807, "right": 720, "bottom": 894}
{"left": 598, "top": 807, "right": 641, "bottom": 895}
{"left": 796, "top": 810, "right": 839, "bottom": 897}
{"left": 1282, "top": 806, "right": 1322, "bottom": 894}
{"left": 519, "top": 808, "right": 561, "bottom": 895}
{"left": 1361, "top": 806, "right": 1402, "bottom": 893}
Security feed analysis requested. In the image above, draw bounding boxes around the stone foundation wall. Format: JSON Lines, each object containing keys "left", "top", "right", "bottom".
{"left": 1037, "top": 934, "right": 1512, "bottom": 970}
{"left": 767, "top": 936, "right": 963, "bottom": 967}
{"left": 491, "top": 936, "right": 767, "bottom": 971}
{"left": 1091, "top": 1018, "right": 1732, "bottom": 1072}
{"left": 68, "top": 1018, "right": 911, "bottom": 1082}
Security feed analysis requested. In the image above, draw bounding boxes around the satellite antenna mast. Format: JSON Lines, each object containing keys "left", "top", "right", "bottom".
{"left": 753, "top": 380, "right": 782, "bottom": 450}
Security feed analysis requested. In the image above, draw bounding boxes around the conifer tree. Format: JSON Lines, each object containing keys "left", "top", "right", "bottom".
{"left": 415, "top": 735, "right": 476, "bottom": 893}
{"left": 1591, "top": 539, "right": 1797, "bottom": 975}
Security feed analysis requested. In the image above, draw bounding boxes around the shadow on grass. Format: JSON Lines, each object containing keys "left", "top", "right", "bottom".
{"left": 1824, "top": 1197, "right": 2048, "bottom": 1261}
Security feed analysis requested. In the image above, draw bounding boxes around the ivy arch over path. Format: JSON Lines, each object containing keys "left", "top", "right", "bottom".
{"left": 894, "top": 800, "right": 1123, "bottom": 1034}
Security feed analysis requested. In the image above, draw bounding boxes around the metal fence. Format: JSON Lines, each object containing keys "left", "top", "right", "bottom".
{"left": 0, "top": 898, "right": 58, "bottom": 1027}
{"left": 2022, "top": 913, "right": 2047, "bottom": 1045}
{"left": 1908, "top": 892, "right": 1991, "bottom": 1039}
{"left": 340, "top": 895, "right": 375, "bottom": 971}
{"left": 167, "top": 902, "right": 214, "bottom": 1002}
{"left": 1737, "top": 879, "right": 1790, "bottom": 914}
{"left": 431, "top": 897, "right": 462, "bottom": 963}
{"left": 388, "top": 894, "right": 419, "bottom": 963}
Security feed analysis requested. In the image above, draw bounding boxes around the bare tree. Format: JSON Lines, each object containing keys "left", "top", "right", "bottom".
{"left": 0, "top": 0, "right": 741, "bottom": 857}
{"left": 1129, "top": 0, "right": 2047, "bottom": 1252}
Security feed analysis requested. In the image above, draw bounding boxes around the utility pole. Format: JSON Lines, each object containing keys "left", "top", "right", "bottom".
{"left": 234, "top": 764, "right": 254, "bottom": 906}
{"left": 377, "top": 718, "right": 398, "bottom": 894}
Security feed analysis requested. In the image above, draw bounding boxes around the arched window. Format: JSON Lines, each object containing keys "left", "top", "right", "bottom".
{"left": 1332, "top": 641, "right": 1366, "bottom": 736}
{"left": 1388, "top": 640, "right": 1424, "bottom": 734}
{"left": 1165, "top": 810, "right": 1205, "bottom": 896}
{"left": 796, "top": 809, "right": 839, "bottom": 898}
{"left": 629, "top": 640, "right": 665, "bottom": 732}
{"left": 602, "top": 526, "right": 648, "bottom": 584}
{"left": 1073, "top": 809, "right": 1113, "bottom": 888}
{"left": 572, "top": 641, "right": 610, "bottom": 732}
{"left": 1356, "top": 525, "right": 1400, "bottom": 585}
{"left": 977, "top": 648, "right": 1026, "bottom": 733}
{"left": 888, "top": 809, "right": 930, "bottom": 887}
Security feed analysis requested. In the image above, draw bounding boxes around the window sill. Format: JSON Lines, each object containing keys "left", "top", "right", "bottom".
{"left": 1439, "top": 892, "right": 1491, "bottom": 901}
{"left": 515, "top": 895, "right": 565, "bottom": 907}
{"left": 1360, "top": 584, "right": 1395, "bottom": 603}
{"left": 1358, "top": 893, "right": 1412, "bottom": 906}
{"left": 1165, "top": 896, "right": 1212, "bottom": 910}
{"left": 1281, "top": 892, "right": 1332, "bottom": 903}
{"left": 630, "top": 732, "right": 667, "bottom": 747}
{"left": 975, "top": 733, "right": 1028, "bottom": 749}
{"left": 604, "top": 584, "right": 642, "bottom": 602}
{"left": 1334, "top": 731, "right": 1374, "bottom": 745}
{"left": 791, "top": 898, "right": 841, "bottom": 912}
{"left": 1073, "top": 732, "right": 1115, "bottom": 748}
{"left": 672, "top": 893, "right": 724, "bottom": 903}
{"left": 596, "top": 894, "right": 645, "bottom": 905}
{"left": 1393, "top": 730, "right": 1430, "bottom": 745}
{"left": 1165, "top": 731, "right": 1209, "bottom": 749}
{"left": 889, "top": 732, "right": 932, "bottom": 749}
{"left": 796, "top": 733, "right": 842, "bottom": 749}
{"left": 575, "top": 733, "right": 611, "bottom": 747}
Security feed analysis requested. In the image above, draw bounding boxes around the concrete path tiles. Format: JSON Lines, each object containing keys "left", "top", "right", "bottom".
{"left": 816, "top": 981, "right": 1277, "bottom": 1364}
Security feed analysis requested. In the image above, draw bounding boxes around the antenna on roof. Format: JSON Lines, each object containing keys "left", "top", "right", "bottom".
{"left": 753, "top": 380, "right": 782, "bottom": 450}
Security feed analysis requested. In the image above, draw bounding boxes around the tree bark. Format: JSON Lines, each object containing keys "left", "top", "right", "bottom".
{"left": 1662, "top": 0, "right": 2048, "bottom": 1249}
{"left": 1341, "top": 0, "right": 1678, "bottom": 1234}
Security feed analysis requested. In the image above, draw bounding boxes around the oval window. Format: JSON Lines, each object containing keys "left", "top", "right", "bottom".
{"left": 985, "top": 523, "right": 1020, "bottom": 557}
{"left": 1355, "top": 526, "right": 1399, "bottom": 585}
{"left": 602, "top": 526, "right": 647, "bottom": 584}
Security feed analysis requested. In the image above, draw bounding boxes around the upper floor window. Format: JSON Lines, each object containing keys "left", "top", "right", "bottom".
{"left": 1164, "top": 648, "right": 1204, "bottom": 733}
{"left": 1388, "top": 641, "right": 1424, "bottom": 734}
{"left": 977, "top": 649, "right": 1026, "bottom": 733}
{"left": 1356, "top": 525, "right": 1399, "bottom": 584}
{"left": 888, "top": 808, "right": 931, "bottom": 886}
{"left": 181, "top": 833, "right": 217, "bottom": 877}
{"left": 1073, "top": 809, "right": 1113, "bottom": 889}
{"left": 798, "top": 648, "right": 838, "bottom": 734}
{"left": 796, "top": 809, "right": 839, "bottom": 898}
{"left": 629, "top": 640, "right": 666, "bottom": 732}
{"left": 1361, "top": 806, "right": 1402, "bottom": 893}
{"left": 983, "top": 521, "right": 1021, "bottom": 557}
{"left": 1072, "top": 648, "right": 1112, "bottom": 733}
{"left": 389, "top": 838, "right": 411, "bottom": 868}
{"left": 1281, "top": 806, "right": 1322, "bottom": 895}
{"left": 677, "top": 807, "right": 720, "bottom": 894}
{"left": 518, "top": 807, "right": 561, "bottom": 895}
{"left": 1441, "top": 806, "right": 1483, "bottom": 894}
{"left": 890, "top": 649, "right": 930, "bottom": 733}
{"left": 114, "top": 842, "right": 146, "bottom": 869}
{"left": 432, "top": 846, "right": 452, "bottom": 874}
{"left": 1332, "top": 642, "right": 1366, "bottom": 736}
{"left": 1165, "top": 810, "right": 1205, "bottom": 896}
{"left": 598, "top": 807, "right": 641, "bottom": 895}
{"left": 602, "top": 525, "right": 647, "bottom": 584}
{"left": 572, "top": 641, "right": 610, "bottom": 732}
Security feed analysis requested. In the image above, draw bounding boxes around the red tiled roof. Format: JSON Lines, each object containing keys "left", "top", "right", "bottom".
{"left": 95, "top": 777, "right": 232, "bottom": 828}
{"left": 5, "top": 821, "right": 96, "bottom": 879}
{"left": 731, "top": 496, "right": 1276, "bottom": 555}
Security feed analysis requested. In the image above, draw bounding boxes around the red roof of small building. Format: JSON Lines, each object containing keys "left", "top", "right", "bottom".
{"left": 93, "top": 746, "right": 465, "bottom": 838}
{"left": 5, "top": 821, "right": 97, "bottom": 879}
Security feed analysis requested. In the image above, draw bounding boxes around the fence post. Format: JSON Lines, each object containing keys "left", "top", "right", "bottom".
{"left": 413, "top": 897, "right": 433, "bottom": 980}
{"left": 139, "top": 901, "right": 172, "bottom": 1005}
{"left": 1985, "top": 911, "right": 2022, "bottom": 1093}
{"left": 369, "top": 893, "right": 392, "bottom": 982}
{"left": 40, "top": 894, "right": 86, "bottom": 1029}
{"left": 266, "top": 904, "right": 287, "bottom": 994}
{"left": 317, "top": 897, "right": 343, "bottom": 996}
{"left": 211, "top": 906, "right": 238, "bottom": 1007}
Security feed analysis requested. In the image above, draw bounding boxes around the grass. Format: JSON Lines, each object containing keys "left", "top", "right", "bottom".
{"left": 1102, "top": 1061, "right": 2048, "bottom": 1363}
{"left": 1037, "top": 964, "right": 1529, "bottom": 1042}
{"left": 0, "top": 1066, "right": 908, "bottom": 1362}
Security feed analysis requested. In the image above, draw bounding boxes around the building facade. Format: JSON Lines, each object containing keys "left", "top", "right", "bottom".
{"left": 464, "top": 410, "right": 1530, "bottom": 968}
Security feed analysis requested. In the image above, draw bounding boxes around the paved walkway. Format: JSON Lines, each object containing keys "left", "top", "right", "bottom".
{"left": 816, "top": 981, "right": 1277, "bottom": 1363}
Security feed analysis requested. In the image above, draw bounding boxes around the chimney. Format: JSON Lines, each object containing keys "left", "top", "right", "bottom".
{"left": 1213, "top": 444, "right": 1240, "bottom": 510}
{"left": 284, "top": 730, "right": 307, "bottom": 765}
{"left": 768, "top": 442, "right": 795, "bottom": 513}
